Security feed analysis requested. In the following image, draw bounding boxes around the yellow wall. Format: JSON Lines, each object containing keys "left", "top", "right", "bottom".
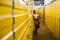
{"left": 45, "top": 1, "right": 60, "bottom": 40}
{"left": 38, "top": 0, "right": 60, "bottom": 40}
{"left": 56, "top": 0, "right": 60, "bottom": 1}
{"left": 39, "top": 8, "right": 43, "bottom": 20}
{"left": 0, "top": 0, "right": 34, "bottom": 40}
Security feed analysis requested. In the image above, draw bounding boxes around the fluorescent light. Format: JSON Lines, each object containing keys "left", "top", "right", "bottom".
{"left": 18, "top": 0, "right": 26, "bottom": 5}
{"left": 33, "top": 6, "right": 43, "bottom": 10}
{"left": 45, "top": 0, "right": 53, "bottom": 5}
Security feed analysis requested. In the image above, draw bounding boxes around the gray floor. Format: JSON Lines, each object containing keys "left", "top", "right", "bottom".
{"left": 33, "top": 23, "right": 58, "bottom": 40}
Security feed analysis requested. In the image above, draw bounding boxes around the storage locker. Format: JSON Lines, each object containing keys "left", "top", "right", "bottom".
{"left": 0, "top": 0, "right": 12, "bottom": 39}
{"left": 45, "top": 1, "right": 60, "bottom": 39}
{"left": 0, "top": 0, "right": 12, "bottom": 6}
{"left": 55, "top": 2, "right": 60, "bottom": 39}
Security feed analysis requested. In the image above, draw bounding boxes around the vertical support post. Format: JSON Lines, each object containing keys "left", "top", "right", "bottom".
{"left": 43, "top": 0, "right": 45, "bottom": 23}
{"left": 12, "top": 0, "right": 15, "bottom": 40}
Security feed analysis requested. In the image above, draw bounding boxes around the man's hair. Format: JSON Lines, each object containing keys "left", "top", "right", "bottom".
{"left": 33, "top": 10, "right": 36, "bottom": 14}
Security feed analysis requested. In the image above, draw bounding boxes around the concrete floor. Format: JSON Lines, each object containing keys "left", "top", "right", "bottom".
{"left": 33, "top": 22, "right": 58, "bottom": 40}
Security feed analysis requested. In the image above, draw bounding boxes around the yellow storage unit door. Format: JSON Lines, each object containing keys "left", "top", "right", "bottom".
{"left": 14, "top": 4, "right": 28, "bottom": 40}
{"left": 0, "top": 0, "right": 12, "bottom": 39}
{"left": 26, "top": 24, "right": 32, "bottom": 40}
{"left": 14, "top": 0, "right": 27, "bottom": 11}
{"left": 56, "top": 0, "right": 60, "bottom": 1}
{"left": 55, "top": 2, "right": 60, "bottom": 39}
{"left": 45, "top": 1, "right": 60, "bottom": 40}
{"left": 23, "top": 22, "right": 30, "bottom": 40}
{"left": 0, "top": 0, "right": 12, "bottom": 6}
{"left": 16, "top": 22, "right": 28, "bottom": 40}
{"left": 14, "top": 14, "right": 28, "bottom": 29}
{"left": 39, "top": 8, "right": 43, "bottom": 18}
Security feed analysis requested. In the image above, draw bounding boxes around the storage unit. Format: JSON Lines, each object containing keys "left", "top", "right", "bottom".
{"left": 0, "top": 0, "right": 12, "bottom": 40}
{"left": 38, "top": 0, "right": 60, "bottom": 40}
{"left": 45, "top": 1, "right": 60, "bottom": 40}
{"left": 0, "top": 0, "right": 34, "bottom": 40}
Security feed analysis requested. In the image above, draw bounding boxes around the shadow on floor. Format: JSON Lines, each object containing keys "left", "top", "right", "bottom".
{"left": 33, "top": 23, "right": 58, "bottom": 40}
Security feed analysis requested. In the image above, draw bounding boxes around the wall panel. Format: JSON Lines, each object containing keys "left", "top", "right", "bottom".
{"left": 45, "top": 1, "right": 60, "bottom": 40}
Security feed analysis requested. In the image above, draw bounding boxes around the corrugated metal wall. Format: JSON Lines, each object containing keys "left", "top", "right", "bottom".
{"left": 39, "top": 0, "right": 60, "bottom": 40}
{"left": 0, "top": 0, "right": 34, "bottom": 40}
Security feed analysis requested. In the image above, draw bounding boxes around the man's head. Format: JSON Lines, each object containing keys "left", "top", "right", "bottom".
{"left": 33, "top": 10, "right": 36, "bottom": 14}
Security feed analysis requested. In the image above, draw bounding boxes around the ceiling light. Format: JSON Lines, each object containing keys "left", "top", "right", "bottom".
{"left": 18, "top": 0, "right": 26, "bottom": 5}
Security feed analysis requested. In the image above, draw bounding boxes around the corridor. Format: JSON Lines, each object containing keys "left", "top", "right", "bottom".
{"left": 0, "top": 0, "right": 60, "bottom": 40}
{"left": 33, "top": 21, "right": 58, "bottom": 40}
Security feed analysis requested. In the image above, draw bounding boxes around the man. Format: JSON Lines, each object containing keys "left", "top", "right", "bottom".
{"left": 33, "top": 10, "right": 40, "bottom": 34}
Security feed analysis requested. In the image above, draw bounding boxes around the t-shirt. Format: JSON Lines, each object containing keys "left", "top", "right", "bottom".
{"left": 34, "top": 14, "right": 39, "bottom": 19}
